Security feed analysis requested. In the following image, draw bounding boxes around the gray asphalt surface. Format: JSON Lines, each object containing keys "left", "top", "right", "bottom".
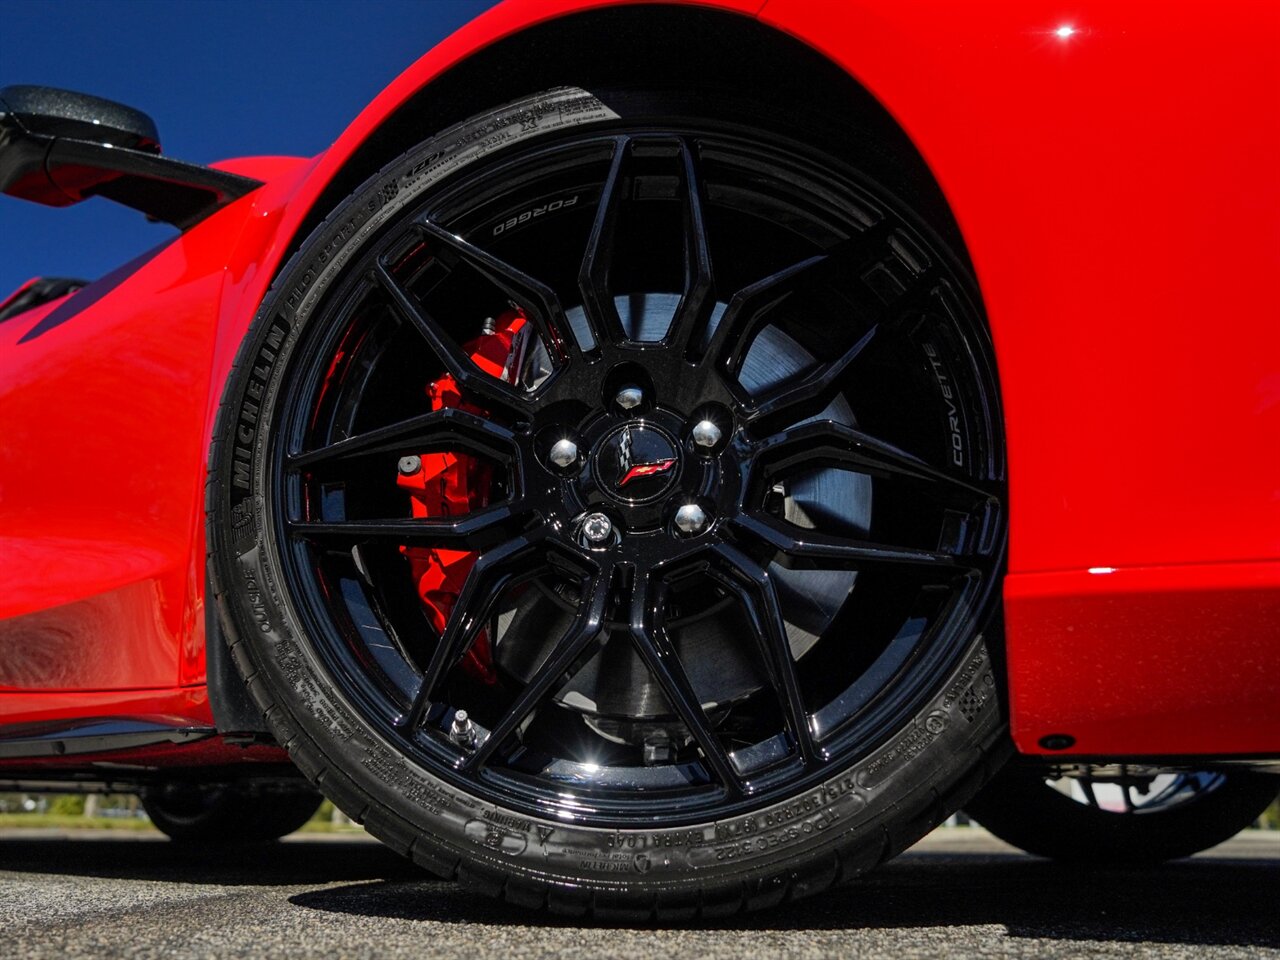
{"left": 1, "top": 826, "right": 1276, "bottom": 959}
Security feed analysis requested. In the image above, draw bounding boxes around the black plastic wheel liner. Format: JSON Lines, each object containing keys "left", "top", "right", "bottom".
{"left": 268, "top": 123, "right": 1006, "bottom": 828}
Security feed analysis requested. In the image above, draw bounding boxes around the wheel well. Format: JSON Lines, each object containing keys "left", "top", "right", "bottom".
{"left": 290, "top": 4, "right": 966, "bottom": 263}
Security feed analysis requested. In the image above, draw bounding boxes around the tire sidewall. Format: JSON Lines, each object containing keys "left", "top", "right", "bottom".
{"left": 211, "top": 88, "right": 1005, "bottom": 895}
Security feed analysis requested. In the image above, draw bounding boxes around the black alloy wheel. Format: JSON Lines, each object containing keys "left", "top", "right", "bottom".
{"left": 141, "top": 781, "right": 323, "bottom": 844}
{"left": 966, "top": 762, "right": 1280, "bottom": 863}
{"left": 213, "top": 88, "right": 1009, "bottom": 914}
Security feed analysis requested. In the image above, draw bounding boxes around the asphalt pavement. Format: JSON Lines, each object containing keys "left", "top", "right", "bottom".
{"left": 1, "top": 826, "right": 1276, "bottom": 959}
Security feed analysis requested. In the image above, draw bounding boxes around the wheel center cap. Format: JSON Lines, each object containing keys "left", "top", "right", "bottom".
{"left": 594, "top": 422, "right": 681, "bottom": 504}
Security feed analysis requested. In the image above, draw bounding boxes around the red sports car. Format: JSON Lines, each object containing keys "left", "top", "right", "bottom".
{"left": 1, "top": 0, "right": 1276, "bottom": 916}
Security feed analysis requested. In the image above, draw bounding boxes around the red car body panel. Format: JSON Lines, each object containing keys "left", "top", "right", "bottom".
{"left": 755, "top": 2, "right": 1280, "bottom": 752}
{"left": 0, "top": 0, "right": 1276, "bottom": 762}
{"left": 1005, "top": 561, "right": 1280, "bottom": 756}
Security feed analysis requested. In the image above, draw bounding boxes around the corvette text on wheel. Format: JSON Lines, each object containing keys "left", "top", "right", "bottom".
{"left": 0, "top": 1, "right": 1276, "bottom": 917}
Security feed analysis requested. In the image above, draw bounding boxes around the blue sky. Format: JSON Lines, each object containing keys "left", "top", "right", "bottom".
{"left": 0, "top": 0, "right": 494, "bottom": 294}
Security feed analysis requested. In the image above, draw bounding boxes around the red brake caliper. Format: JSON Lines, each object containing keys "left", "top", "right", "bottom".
{"left": 397, "top": 308, "right": 528, "bottom": 685}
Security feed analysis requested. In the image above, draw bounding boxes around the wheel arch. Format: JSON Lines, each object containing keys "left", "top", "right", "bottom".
{"left": 203, "top": 0, "right": 994, "bottom": 732}
{"left": 287, "top": 4, "right": 969, "bottom": 262}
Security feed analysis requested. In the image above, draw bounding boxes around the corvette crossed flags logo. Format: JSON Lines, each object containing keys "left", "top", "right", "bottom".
{"left": 615, "top": 424, "right": 677, "bottom": 489}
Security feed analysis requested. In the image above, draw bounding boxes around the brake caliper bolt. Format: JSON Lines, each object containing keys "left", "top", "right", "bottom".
{"left": 691, "top": 419, "right": 722, "bottom": 450}
{"left": 549, "top": 438, "right": 579, "bottom": 469}
{"left": 449, "top": 709, "right": 477, "bottom": 748}
{"left": 581, "top": 512, "right": 614, "bottom": 545}
{"left": 615, "top": 385, "right": 644, "bottom": 411}
{"left": 674, "top": 503, "right": 709, "bottom": 536}
{"left": 398, "top": 455, "right": 422, "bottom": 475}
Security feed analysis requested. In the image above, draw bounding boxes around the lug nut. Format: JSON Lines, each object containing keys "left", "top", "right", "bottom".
{"left": 691, "top": 419, "right": 722, "bottom": 450}
{"left": 549, "top": 438, "right": 579, "bottom": 469}
{"left": 615, "top": 385, "right": 644, "bottom": 411}
{"left": 398, "top": 455, "right": 422, "bottom": 475}
{"left": 674, "top": 503, "right": 710, "bottom": 536}
{"left": 449, "top": 709, "right": 477, "bottom": 748}
{"left": 580, "top": 512, "right": 614, "bottom": 546}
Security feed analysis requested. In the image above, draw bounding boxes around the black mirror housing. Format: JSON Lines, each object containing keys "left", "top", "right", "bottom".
{"left": 0, "top": 84, "right": 160, "bottom": 150}
{"left": 0, "top": 84, "right": 261, "bottom": 228}
{"left": 0, "top": 85, "right": 162, "bottom": 207}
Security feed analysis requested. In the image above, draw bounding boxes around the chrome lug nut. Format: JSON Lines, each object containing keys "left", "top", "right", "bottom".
{"left": 674, "top": 503, "right": 710, "bottom": 536}
{"left": 549, "top": 437, "right": 579, "bottom": 469}
{"left": 691, "top": 419, "right": 722, "bottom": 450}
{"left": 398, "top": 455, "right": 422, "bottom": 475}
{"left": 580, "top": 512, "right": 614, "bottom": 546}
{"left": 449, "top": 709, "right": 477, "bottom": 748}
{"left": 615, "top": 385, "right": 644, "bottom": 411}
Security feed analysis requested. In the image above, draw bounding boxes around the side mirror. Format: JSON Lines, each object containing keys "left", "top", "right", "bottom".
{"left": 0, "top": 85, "right": 261, "bottom": 229}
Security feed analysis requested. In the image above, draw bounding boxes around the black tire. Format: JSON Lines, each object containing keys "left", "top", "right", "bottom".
{"left": 141, "top": 782, "right": 323, "bottom": 844}
{"left": 209, "top": 87, "right": 1009, "bottom": 917}
{"left": 965, "top": 762, "right": 1280, "bottom": 863}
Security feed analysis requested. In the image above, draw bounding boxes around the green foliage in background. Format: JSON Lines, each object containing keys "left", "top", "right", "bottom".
{"left": 0, "top": 791, "right": 356, "bottom": 833}
{"left": 48, "top": 795, "right": 86, "bottom": 816}
{"left": 1260, "top": 798, "right": 1280, "bottom": 830}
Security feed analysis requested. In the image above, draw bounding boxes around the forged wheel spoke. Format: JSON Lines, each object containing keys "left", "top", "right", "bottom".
{"left": 577, "top": 137, "right": 632, "bottom": 348}
{"left": 373, "top": 261, "right": 528, "bottom": 414}
{"left": 417, "top": 219, "right": 581, "bottom": 364}
{"left": 706, "top": 222, "right": 891, "bottom": 375}
{"left": 663, "top": 140, "right": 717, "bottom": 357}
{"left": 750, "top": 419, "right": 994, "bottom": 508}
{"left": 745, "top": 324, "right": 879, "bottom": 426}
{"left": 731, "top": 511, "right": 976, "bottom": 576}
{"left": 289, "top": 502, "right": 528, "bottom": 550}
{"left": 704, "top": 253, "right": 828, "bottom": 373}
{"left": 627, "top": 572, "right": 744, "bottom": 796}
{"left": 743, "top": 262, "right": 947, "bottom": 428}
{"left": 288, "top": 408, "right": 517, "bottom": 471}
{"left": 402, "top": 534, "right": 546, "bottom": 731}
{"left": 705, "top": 222, "right": 953, "bottom": 428}
{"left": 707, "top": 544, "right": 817, "bottom": 765}
{"left": 464, "top": 568, "right": 614, "bottom": 771}
{"left": 1079, "top": 778, "right": 1101, "bottom": 810}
